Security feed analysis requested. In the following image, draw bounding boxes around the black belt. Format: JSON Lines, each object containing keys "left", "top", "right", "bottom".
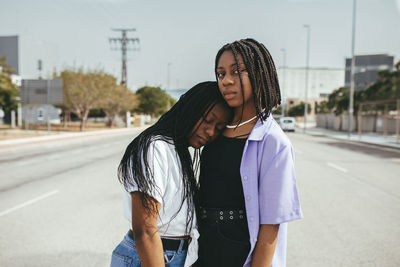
{"left": 200, "top": 207, "right": 246, "bottom": 222}
{"left": 128, "top": 230, "right": 190, "bottom": 251}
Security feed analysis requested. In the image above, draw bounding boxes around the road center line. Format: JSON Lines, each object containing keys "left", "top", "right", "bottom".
{"left": 0, "top": 190, "right": 59, "bottom": 217}
{"left": 326, "top": 162, "right": 348, "bottom": 173}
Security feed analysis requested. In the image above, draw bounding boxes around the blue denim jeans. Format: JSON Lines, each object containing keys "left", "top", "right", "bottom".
{"left": 111, "top": 231, "right": 188, "bottom": 267}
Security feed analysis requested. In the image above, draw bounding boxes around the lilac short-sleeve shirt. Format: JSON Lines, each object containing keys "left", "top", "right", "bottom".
{"left": 240, "top": 116, "right": 303, "bottom": 267}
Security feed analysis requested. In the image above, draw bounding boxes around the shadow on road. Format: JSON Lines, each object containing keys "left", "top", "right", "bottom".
{"left": 318, "top": 140, "right": 400, "bottom": 159}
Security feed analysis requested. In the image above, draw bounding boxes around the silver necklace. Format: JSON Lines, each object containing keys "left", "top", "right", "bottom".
{"left": 226, "top": 115, "right": 258, "bottom": 129}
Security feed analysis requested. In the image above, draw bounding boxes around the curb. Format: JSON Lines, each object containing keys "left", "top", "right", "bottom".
{"left": 303, "top": 128, "right": 400, "bottom": 150}
{"left": 0, "top": 127, "right": 148, "bottom": 149}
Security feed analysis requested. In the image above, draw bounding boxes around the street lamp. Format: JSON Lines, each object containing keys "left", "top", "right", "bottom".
{"left": 167, "top": 62, "right": 172, "bottom": 90}
{"left": 303, "top": 24, "right": 310, "bottom": 133}
{"left": 348, "top": 0, "right": 357, "bottom": 137}
{"left": 280, "top": 48, "right": 286, "bottom": 117}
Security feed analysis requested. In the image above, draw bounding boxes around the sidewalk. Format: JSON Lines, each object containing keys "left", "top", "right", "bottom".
{"left": 0, "top": 127, "right": 148, "bottom": 149}
{"left": 302, "top": 127, "right": 400, "bottom": 149}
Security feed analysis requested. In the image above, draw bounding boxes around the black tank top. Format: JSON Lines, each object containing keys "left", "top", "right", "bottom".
{"left": 199, "top": 135, "right": 247, "bottom": 209}
{"left": 198, "top": 135, "right": 250, "bottom": 267}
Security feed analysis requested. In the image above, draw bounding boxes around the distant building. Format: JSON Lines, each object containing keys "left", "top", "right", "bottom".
{"left": 0, "top": 35, "right": 19, "bottom": 74}
{"left": 276, "top": 67, "right": 343, "bottom": 121}
{"left": 22, "top": 104, "right": 61, "bottom": 124}
{"left": 277, "top": 67, "right": 344, "bottom": 99}
{"left": 345, "top": 54, "right": 394, "bottom": 91}
{"left": 277, "top": 67, "right": 344, "bottom": 121}
{"left": 20, "top": 79, "right": 63, "bottom": 124}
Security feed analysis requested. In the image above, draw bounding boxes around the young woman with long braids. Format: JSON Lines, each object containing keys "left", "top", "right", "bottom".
{"left": 197, "top": 39, "right": 302, "bottom": 267}
{"left": 111, "top": 81, "right": 232, "bottom": 267}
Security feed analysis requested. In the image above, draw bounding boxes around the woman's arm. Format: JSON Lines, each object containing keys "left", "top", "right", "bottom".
{"left": 131, "top": 192, "right": 164, "bottom": 267}
{"left": 251, "top": 224, "right": 280, "bottom": 267}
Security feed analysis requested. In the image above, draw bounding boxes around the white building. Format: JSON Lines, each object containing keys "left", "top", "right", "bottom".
{"left": 277, "top": 67, "right": 344, "bottom": 99}
{"left": 277, "top": 67, "right": 344, "bottom": 121}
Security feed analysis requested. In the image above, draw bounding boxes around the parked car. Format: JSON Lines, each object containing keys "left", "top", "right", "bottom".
{"left": 279, "top": 117, "right": 296, "bottom": 132}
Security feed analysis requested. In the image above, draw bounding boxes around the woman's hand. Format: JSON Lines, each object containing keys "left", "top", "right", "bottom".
{"left": 251, "top": 224, "right": 280, "bottom": 267}
{"left": 131, "top": 192, "right": 164, "bottom": 267}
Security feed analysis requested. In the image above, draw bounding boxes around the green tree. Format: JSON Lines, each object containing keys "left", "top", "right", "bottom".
{"left": 315, "top": 100, "right": 330, "bottom": 114}
{"left": 100, "top": 85, "right": 138, "bottom": 127}
{"left": 326, "top": 87, "right": 349, "bottom": 115}
{"left": 324, "top": 61, "right": 400, "bottom": 115}
{"left": 359, "top": 61, "right": 400, "bottom": 111}
{"left": 0, "top": 56, "right": 19, "bottom": 115}
{"left": 56, "top": 69, "right": 115, "bottom": 130}
{"left": 135, "top": 86, "right": 175, "bottom": 117}
{"left": 288, "top": 102, "right": 311, "bottom": 117}
{"left": 272, "top": 106, "right": 282, "bottom": 116}
{"left": 168, "top": 95, "right": 177, "bottom": 110}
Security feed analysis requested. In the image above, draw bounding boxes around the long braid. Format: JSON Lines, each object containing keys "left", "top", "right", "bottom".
{"left": 118, "top": 81, "right": 230, "bottom": 235}
{"left": 237, "top": 40, "right": 265, "bottom": 117}
{"left": 230, "top": 45, "right": 246, "bottom": 126}
{"left": 215, "top": 38, "right": 281, "bottom": 122}
{"left": 247, "top": 40, "right": 273, "bottom": 119}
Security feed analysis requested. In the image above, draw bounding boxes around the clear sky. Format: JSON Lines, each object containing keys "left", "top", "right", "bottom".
{"left": 1, "top": 0, "right": 400, "bottom": 91}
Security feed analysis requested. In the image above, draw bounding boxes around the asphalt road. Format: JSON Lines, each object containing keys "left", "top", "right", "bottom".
{"left": 0, "top": 129, "right": 142, "bottom": 267}
{"left": 287, "top": 133, "right": 400, "bottom": 267}
{"left": 0, "top": 129, "right": 399, "bottom": 267}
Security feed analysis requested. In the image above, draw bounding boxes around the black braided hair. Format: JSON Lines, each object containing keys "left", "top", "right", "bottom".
{"left": 118, "top": 81, "right": 230, "bottom": 234}
{"left": 215, "top": 38, "right": 281, "bottom": 122}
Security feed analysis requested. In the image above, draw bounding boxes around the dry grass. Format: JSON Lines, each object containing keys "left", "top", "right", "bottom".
{"left": 0, "top": 130, "right": 58, "bottom": 140}
{"left": 26, "top": 122, "right": 113, "bottom": 132}
{"left": 0, "top": 122, "right": 118, "bottom": 141}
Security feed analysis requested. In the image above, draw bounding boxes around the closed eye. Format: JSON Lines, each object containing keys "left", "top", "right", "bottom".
{"left": 202, "top": 115, "right": 212, "bottom": 124}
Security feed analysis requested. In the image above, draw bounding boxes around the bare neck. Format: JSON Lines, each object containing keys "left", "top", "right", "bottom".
{"left": 223, "top": 104, "right": 258, "bottom": 139}
{"left": 232, "top": 103, "right": 257, "bottom": 124}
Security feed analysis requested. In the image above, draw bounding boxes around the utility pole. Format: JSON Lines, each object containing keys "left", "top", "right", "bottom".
{"left": 280, "top": 48, "right": 286, "bottom": 117}
{"left": 348, "top": 0, "right": 357, "bottom": 137}
{"left": 303, "top": 24, "right": 311, "bottom": 133}
{"left": 38, "top": 59, "right": 42, "bottom": 79}
{"left": 109, "top": 28, "right": 140, "bottom": 86}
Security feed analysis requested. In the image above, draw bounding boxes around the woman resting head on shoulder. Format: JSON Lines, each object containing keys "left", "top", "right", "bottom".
{"left": 111, "top": 81, "right": 232, "bottom": 267}
{"left": 197, "top": 39, "right": 302, "bottom": 267}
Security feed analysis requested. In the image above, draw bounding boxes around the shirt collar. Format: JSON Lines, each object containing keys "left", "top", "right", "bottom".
{"left": 248, "top": 114, "right": 273, "bottom": 141}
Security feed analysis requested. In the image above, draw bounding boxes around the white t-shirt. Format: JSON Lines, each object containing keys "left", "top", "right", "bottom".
{"left": 122, "top": 138, "right": 198, "bottom": 267}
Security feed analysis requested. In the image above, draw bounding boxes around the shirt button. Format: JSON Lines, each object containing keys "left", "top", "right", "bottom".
{"left": 246, "top": 195, "right": 251, "bottom": 200}
{"left": 253, "top": 238, "right": 257, "bottom": 242}
{"left": 243, "top": 176, "right": 248, "bottom": 181}
{"left": 250, "top": 217, "right": 254, "bottom": 222}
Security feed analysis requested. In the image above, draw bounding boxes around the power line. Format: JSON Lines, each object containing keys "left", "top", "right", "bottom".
{"left": 109, "top": 28, "right": 140, "bottom": 86}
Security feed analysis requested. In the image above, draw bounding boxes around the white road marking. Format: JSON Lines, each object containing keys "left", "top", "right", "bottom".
{"left": 295, "top": 149, "right": 304, "bottom": 155}
{"left": 0, "top": 190, "right": 59, "bottom": 217}
{"left": 326, "top": 162, "right": 348, "bottom": 173}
